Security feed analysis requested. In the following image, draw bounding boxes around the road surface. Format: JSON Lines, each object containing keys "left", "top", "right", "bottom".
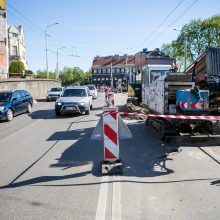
{"left": 0, "top": 92, "right": 219, "bottom": 220}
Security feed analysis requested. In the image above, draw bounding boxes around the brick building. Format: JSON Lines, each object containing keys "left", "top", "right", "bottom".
{"left": 91, "top": 54, "right": 135, "bottom": 88}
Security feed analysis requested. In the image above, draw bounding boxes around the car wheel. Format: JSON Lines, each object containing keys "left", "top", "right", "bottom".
{"left": 7, "top": 109, "right": 13, "bottom": 122}
{"left": 55, "top": 109, "right": 61, "bottom": 116}
{"left": 27, "top": 103, "right": 32, "bottom": 113}
{"left": 85, "top": 107, "right": 90, "bottom": 115}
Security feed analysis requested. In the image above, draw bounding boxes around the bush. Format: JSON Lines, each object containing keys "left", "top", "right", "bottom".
{"left": 9, "top": 61, "right": 25, "bottom": 73}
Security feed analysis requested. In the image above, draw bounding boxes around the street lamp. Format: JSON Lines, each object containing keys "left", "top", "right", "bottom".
{"left": 56, "top": 47, "right": 65, "bottom": 80}
{"left": 173, "top": 28, "right": 187, "bottom": 72}
{"left": 45, "top": 22, "right": 58, "bottom": 78}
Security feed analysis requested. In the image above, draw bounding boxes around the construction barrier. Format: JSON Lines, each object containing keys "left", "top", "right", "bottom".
{"left": 103, "top": 108, "right": 119, "bottom": 160}
{"left": 119, "top": 112, "right": 220, "bottom": 121}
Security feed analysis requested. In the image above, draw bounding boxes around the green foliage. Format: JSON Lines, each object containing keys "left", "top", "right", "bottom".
{"left": 35, "top": 70, "right": 56, "bottom": 79}
{"left": 161, "top": 14, "right": 220, "bottom": 71}
{"left": 9, "top": 61, "right": 25, "bottom": 73}
{"left": 25, "top": 70, "right": 34, "bottom": 75}
{"left": 59, "top": 67, "right": 91, "bottom": 86}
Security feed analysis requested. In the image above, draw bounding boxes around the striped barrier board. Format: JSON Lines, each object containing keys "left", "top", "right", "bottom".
{"left": 103, "top": 107, "right": 119, "bottom": 160}
{"left": 119, "top": 112, "right": 220, "bottom": 121}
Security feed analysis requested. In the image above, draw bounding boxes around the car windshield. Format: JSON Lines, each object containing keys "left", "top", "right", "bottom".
{"left": 63, "top": 89, "right": 86, "bottom": 97}
{"left": 0, "top": 92, "right": 11, "bottom": 102}
{"left": 88, "top": 86, "right": 95, "bottom": 90}
{"left": 51, "top": 88, "right": 62, "bottom": 92}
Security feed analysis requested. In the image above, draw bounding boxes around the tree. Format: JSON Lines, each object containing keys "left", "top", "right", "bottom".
{"left": 161, "top": 14, "right": 220, "bottom": 70}
{"left": 9, "top": 61, "right": 25, "bottom": 73}
{"left": 59, "top": 67, "right": 88, "bottom": 86}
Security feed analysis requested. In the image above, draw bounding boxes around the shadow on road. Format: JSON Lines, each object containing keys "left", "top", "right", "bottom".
{"left": 0, "top": 122, "right": 178, "bottom": 189}
{"left": 1, "top": 120, "right": 218, "bottom": 189}
{"left": 29, "top": 109, "right": 102, "bottom": 120}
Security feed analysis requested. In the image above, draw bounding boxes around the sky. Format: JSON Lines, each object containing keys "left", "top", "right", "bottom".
{"left": 6, "top": 0, "right": 220, "bottom": 73}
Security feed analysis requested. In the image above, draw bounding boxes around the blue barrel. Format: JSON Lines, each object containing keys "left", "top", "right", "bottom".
{"left": 176, "top": 89, "right": 209, "bottom": 112}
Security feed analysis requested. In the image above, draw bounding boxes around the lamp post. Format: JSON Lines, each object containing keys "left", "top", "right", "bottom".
{"left": 173, "top": 28, "right": 187, "bottom": 72}
{"left": 45, "top": 22, "right": 58, "bottom": 78}
{"left": 110, "top": 61, "right": 113, "bottom": 88}
{"left": 56, "top": 47, "right": 65, "bottom": 80}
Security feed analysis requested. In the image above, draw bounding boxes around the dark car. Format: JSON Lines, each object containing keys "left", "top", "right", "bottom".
{"left": 0, "top": 89, "right": 33, "bottom": 122}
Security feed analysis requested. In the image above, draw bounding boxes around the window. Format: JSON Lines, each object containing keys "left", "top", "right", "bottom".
{"left": 12, "top": 33, "right": 17, "bottom": 37}
{"left": 133, "top": 67, "right": 136, "bottom": 73}
{"left": 112, "top": 68, "right": 115, "bottom": 73}
{"left": 121, "top": 68, "right": 125, "bottom": 73}
{"left": 107, "top": 68, "right": 110, "bottom": 74}
{"left": 98, "top": 69, "right": 101, "bottom": 74}
{"left": 116, "top": 68, "right": 120, "bottom": 73}
{"left": 93, "top": 78, "right": 97, "bottom": 81}
{"left": 11, "top": 91, "right": 21, "bottom": 100}
{"left": 93, "top": 69, "right": 97, "bottom": 74}
{"left": 103, "top": 69, "right": 106, "bottom": 74}
{"left": 63, "top": 89, "right": 86, "bottom": 97}
{"left": 12, "top": 46, "right": 17, "bottom": 56}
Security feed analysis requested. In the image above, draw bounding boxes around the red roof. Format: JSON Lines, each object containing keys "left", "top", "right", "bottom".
{"left": 92, "top": 55, "right": 135, "bottom": 68}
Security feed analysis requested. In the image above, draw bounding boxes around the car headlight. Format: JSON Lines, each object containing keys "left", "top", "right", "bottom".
{"left": 56, "top": 102, "right": 63, "bottom": 106}
{"left": 0, "top": 106, "right": 4, "bottom": 111}
{"left": 79, "top": 102, "right": 85, "bottom": 105}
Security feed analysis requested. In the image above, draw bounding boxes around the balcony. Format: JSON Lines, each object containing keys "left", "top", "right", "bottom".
{"left": 10, "top": 55, "right": 21, "bottom": 60}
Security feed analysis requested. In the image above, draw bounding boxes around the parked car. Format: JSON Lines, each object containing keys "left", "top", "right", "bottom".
{"left": 0, "top": 89, "right": 33, "bottom": 122}
{"left": 55, "top": 86, "right": 92, "bottom": 116}
{"left": 87, "top": 84, "right": 98, "bottom": 99}
{"left": 46, "top": 87, "right": 64, "bottom": 101}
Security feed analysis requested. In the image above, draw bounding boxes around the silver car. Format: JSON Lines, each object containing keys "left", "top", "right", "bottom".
{"left": 87, "top": 85, "right": 98, "bottom": 99}
{"left": 46, "top": 87, "right": 64, "bottom": 101}
{"left": 55, "top": 86, "right": 93, "bottom": 116}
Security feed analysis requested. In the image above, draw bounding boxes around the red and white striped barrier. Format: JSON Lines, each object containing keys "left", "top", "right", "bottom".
{"left": 105, "top": 92, "right": 115, "bottom": 107}
{"left": 103, "top": 107, "right": 119, "bottom": 160}
{"left": 119, "top": 112, "right": 220, "bottom": 121}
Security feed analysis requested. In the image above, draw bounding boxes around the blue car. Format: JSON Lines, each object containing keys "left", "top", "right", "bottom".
{"left": 0, "top": 89, "right": 33, "bottom": 122}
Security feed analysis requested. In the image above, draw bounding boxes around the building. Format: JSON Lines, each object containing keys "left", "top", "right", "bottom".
{"left": 135, "top": 48, "right": 173, "bottom": 81}
{"left": 91, "top": 54, "right": 136, "bottom": 88}
{"left": 8, "top": 25, "right": 28, "bottom": 70}
{"left": 0, "top": 3, "right": 8, "bottom": 80}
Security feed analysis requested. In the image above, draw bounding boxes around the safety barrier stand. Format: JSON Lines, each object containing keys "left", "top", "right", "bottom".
{"left": 105, "top": 90, "right": 115, "bottom": 107}
{"left": 92, "top": 106, "right": 132, "bottom": 175}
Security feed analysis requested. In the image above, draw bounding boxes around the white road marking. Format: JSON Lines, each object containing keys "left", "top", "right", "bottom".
{"left": 112, "top": 175, "right": 121, "bottom": 220}
{"left": 95, "top": 175, "right": 109, "bottom": 220}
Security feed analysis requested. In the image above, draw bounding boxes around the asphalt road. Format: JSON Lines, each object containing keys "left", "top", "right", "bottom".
{"left": 0, "top": 92, "right": 220, "bottom": 220}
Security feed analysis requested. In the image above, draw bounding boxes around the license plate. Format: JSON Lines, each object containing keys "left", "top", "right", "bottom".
{"left": 65, "top": 107, "right": 76, "bottom": 110}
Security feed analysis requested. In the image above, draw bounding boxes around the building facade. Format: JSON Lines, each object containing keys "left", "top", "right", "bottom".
{"left": 8, "top": 25, "right": 28, "bottom": 70}
{"left": 91, "top": 55, "right": 136, "bottom": 88}
{"left": 0, "top": 6, "right": 8, "bottom": 79}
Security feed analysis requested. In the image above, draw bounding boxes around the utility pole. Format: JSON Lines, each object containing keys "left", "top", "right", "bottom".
{"left": 45, "top": 22, "right": 58, "bottom": 79}
{"left": 56, "top": 47, "right": 65, "bottom": 80}
{"left": 110, "top": 61, "right": 113, "bottom": 88}
{"left": 173, "top": 28, "right": 187, "bottom": 72}
{"left": 184, "top": 32, "right": 187, "bottom": 73}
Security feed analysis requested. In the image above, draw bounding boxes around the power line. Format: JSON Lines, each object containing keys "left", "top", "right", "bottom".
{"left": 147, "top": 0, "right": 198, "bottom": 46}
{"left": 7, "top": 2, "right": 44, "bottom": 34}
{"left": 135, "top": 0, "right": 184, "bottom": 51}
{"left": 7, "top": 9, "right": 43, "bottom": 36}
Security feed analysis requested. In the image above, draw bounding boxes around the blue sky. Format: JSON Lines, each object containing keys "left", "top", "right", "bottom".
{"left": 7, "top": 0, "right": 220, "bottom": 72}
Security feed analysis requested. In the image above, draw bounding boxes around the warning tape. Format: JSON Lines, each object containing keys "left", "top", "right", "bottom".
{"left": 119, "top": 112, "right": 220, "bottom": 121}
